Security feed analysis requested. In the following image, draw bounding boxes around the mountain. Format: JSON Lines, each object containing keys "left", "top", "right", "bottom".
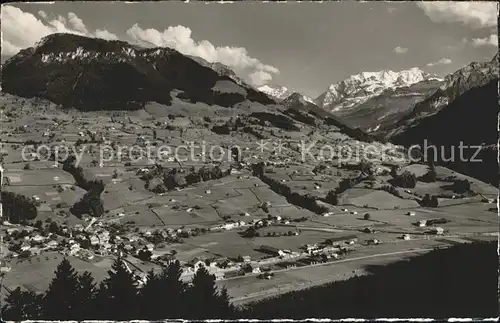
{"left": 281, "top": 92, "right": 375, "bottom": 143}
{"left": 388, "top": 56, "right": 499, "bottom": 185}
{"left": 316, "top": 68, "right": 442, "bottom": 112}
{"left": 387, "top": 57, "right": 499, "bottom": 140}
{"left": 335, "top": 79, "right": 443, "bottom": 133}
{"left": 1, "top": 33, "right": 274, "bottom": 111}
{"left": 258, "top": 84, "right": 316, "bottom": 105}
{"left": 187, "top": 56, "right": 248, "bottom": 86}
{"left": 257, "top": 84, "right": 291, "bottom": 101}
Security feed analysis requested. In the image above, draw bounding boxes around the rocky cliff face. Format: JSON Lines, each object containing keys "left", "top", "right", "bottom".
{"left": 1, "top": 33, "right": 273, "bottom": 111}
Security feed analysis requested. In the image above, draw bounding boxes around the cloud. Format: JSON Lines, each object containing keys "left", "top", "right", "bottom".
{"left": 95, "top": 29, "right": 119, "bottom": 41}
{"left": 126, "top": 23, "right": 279, "bottom": 85}
{"left": 1, "top": 39, "right": 22, "bottom": 56}
{"left": 1, "top": 5, "right": 118, "bottom": 56}
{"left": 416, "top": 2, "right": 498, "bottom": 29}
{"left": 393, "top": 46, "right": 408, "bottom": 54}
{"left": 426, "top": 57, "right": 452, "bottom": 67}
{"left": 472, "top": 34, "right": 498, "bottom": 47}
{"left": 248, "top": 71, "right": 273, "bottom": 86}
{"left": 68, "top": 12, "right": 88, "bottom": 34}
{"left": 38, "top": 10, "right": 47, "bottom": 19}
{"left": 446, "top": 37, "right": 469, "bottom": 51}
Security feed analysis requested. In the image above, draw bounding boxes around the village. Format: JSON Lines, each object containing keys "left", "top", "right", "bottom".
{"left": 0, "top": 93, "right": 498, "bottom": 302}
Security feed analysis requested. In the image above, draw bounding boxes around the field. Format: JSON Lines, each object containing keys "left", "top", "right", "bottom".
{"left": 0, "top": 93, "right": 497, "bottom": 308}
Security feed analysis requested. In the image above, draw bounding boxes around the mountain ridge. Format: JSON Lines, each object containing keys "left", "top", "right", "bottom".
{"left": 1, "top": 33, "right": 274, "bottom": 111}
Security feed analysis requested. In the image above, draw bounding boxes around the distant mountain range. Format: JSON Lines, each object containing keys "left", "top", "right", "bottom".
{"left": 315, "top": 68, "right": 442, "bottom": 112}
{"left": 258, "top": 85, "right": 315, "bottom": 104}
{"left": 1, "top": 33, "right": 274, "bottom": 111}
{"left": 260, "top": 56, "right": 498, "bottom": 184}
{"left": 331, "top": 78, "right": 443, "bottom": 133}
{"left": 259, "top": 68, "right": 444, "bottom": 133}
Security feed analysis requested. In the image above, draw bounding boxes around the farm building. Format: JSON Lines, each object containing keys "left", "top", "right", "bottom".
{"left": 325, "top": 235, "right": 358, "bottom": 246}
{"left": 417, "top": 220, "right": 427, "bottom": 227}
{"left": 430, "top": 227, "right": 444, "bottom": 235}
{"left": 260, "top": 245, "right": 286, "bottom": 257}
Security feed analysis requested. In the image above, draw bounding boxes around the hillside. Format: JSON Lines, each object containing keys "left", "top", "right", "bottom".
{"left": 386, "top": 56, "right": 498, "bottom": 136}
{"left": 387, "top": 56, "right": 499, "bottom": 185}
{"left": 1, "top": 33, "right": 274, "bottom": 111}
{"left": 390, "top": 79, "right": 498, "bottom": 185}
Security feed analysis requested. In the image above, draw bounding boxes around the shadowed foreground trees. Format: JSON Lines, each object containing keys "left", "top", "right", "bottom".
{"left": 2, "top": 242, "right": 496, "bottom": 320}
{"left": 240, "top": 241, "right": 498, "bottom": 319}
{"left": 2, "top": 258, "right": 234, "bottom": 320}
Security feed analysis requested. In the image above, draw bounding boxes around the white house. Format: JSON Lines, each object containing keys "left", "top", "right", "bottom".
{"left": 431, "top": 227, "right": 444, "bottom": 235}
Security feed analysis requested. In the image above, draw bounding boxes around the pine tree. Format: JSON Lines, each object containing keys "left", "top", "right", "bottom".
{"left": 43, "top": 258, "right": 80, "bottom": 319}
{"left": 138, "top": 270, "right": 162, "bottom": 319}
{"left": 74, "top": 271, "right": 97, "bottom": 320}
{"left": 2, "top": 287, "right": 44, "bottom": 320}
{"left": 216, "top": 286, "right": 234, "bottom": 318}
{"left": 99, "top": 257, "right": 139, "bottom": 320}
{"left": 162, "top": 260, "right": 187, "bottom": 318}
{"left": 139, "top": 260, "right": 187, "bottom": 319}
{"left": 93, "top": 281, "right": 108, "bottom": 319}
{"left": 186, "top": 265, "right": 221, "bottom": 319}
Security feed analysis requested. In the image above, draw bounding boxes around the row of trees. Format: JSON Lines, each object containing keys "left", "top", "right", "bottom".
{"left": 0, "top": 191, "right": 38, "bottom": 223}
{"left": 144, "top": 165, "right": 229, "bottom": 193}
{"left": 2, "top": 258, "right": 234, "bottom": 320}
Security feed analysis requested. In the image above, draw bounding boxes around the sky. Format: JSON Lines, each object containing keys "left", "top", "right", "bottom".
{"left": 1, "top": 1, "right": 498, "bottom": 98}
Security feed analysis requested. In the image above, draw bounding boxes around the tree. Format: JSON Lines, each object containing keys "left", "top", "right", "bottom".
{"left": 43, "top": 258, "right": 80, "bottom": 319}
{"left": 34, "top": 220, "right": 43, "bottom": 229}
{"left": 421, "top": 194, "right": 439, "bottom": 208}
{"left": 2, "top": 287, "right": 44, "bottom": 321}
{"left": 215, "top": 286, "right": 234, "bottom": 318}
{"left": 186, "top": 265, "right": 218, "bottom": 319}
{"left": 186, "top": 265, "right": 232, "bottom": 319}
{"left": 325, "top": 190, "right": 338, "bottom": 205}
{"left": 139, "top": 260, "right": 186, "bottom": 319}
{"left": 74, "top": 271, "right": 97, "bottom": 320}
{"left": 137, "top": 248, "right": 152, "bottom": 262}
{"left": 392, "top": 171, "right": 417, "bottom": 188}
{"left": 419, "top": 164, "right": 437, "bottom": 183}
{"left": 364, "top": 213, "right": 371, "bottom": 220}
{"left": 98, "top": 258, "right": 139, "bottom": 320}
{"left": 451, "top": 179, "right": 470, "bottom": 194}
{"left": 138, "top": 270, "right": 162, "bottom": 319}
{"left": 98, "top": 257, "right": 138, "bottom": 320}
{"left": 161, "top": 260, "right": 187, "bottom": 317}
{"left": 242, "top": 226, "right": 259, "bottom": 238}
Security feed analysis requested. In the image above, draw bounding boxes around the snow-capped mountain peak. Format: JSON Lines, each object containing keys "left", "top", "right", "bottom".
{"left": 282, "top": 92, "right": 316, "bottom": 106}
{"left": 257, "top": 85, "right": 290, "bottom": 100}
{"left": 317, "top": 67, "right": 442, "bottom": 111}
